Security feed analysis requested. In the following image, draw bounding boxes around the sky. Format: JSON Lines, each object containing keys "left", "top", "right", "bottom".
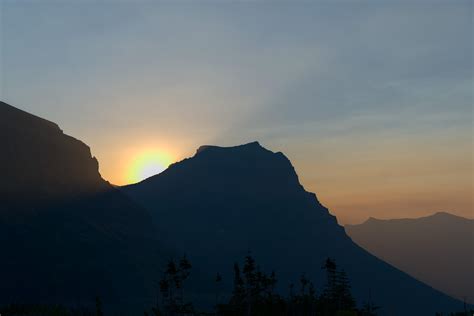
{"left": 0, "top": 0, "right": 472, "bottom": 224}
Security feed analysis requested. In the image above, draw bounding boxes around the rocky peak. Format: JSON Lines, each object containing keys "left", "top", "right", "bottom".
{"left": 0, "top": 101, "right": 107, "bottom": 205}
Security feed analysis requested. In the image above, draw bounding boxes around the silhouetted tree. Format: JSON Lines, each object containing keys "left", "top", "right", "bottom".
{"left": 95, "top": 296, "right": 103, "bottom": 316}
{"left": 232, "top": 262, "right": 245, "bottom": 308}
{"left": 215, "top": 273, "right": 223, "bottom": 308}
{"left": 1, "top": 254, "right": 376, "bottom": 316}
{"left": 360, "top": 301, "right": 380, "bottom": 316}
{"left": 155, "top": 255, "right": 194, "bottom": 316}
{"left": 336, "top": 269, "right": 356, "bottom": 310}
{"left": 321, "top": 257, "right": 338, "bottom": 314}
{"left": 360, "top": 288, "right": 380, "bottom": 316}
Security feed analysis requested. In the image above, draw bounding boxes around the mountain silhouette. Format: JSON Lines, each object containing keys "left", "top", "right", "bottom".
{"left": 0, "top": 101, "right": 168, "bottom": 310}
{"left": 123, "top": 142, "right": 466, "bottom": 315}
{"left": 346, "top": 212, "right": 474, "bottom": 304}
{"left": 1, "top": 102, "right": 105, "bottom": 205}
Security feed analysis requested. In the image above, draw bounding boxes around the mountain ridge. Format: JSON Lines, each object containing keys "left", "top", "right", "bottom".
{"left": 1, "top": 101, "right": 468, "bottom": 314}
{"left": 346, "top": 211, "right": 474, "bottom": 304}
{"left": 123, "top": 140, "right": 465, "bottom": 315}
{"left": 0, "top": 101, "right": 108, "bottom": 205}
{"left": 0, "top": 101, "right": 168, "bottom": 310}
{"left": 357, "top": 211, "right": 471, "bottom": 225}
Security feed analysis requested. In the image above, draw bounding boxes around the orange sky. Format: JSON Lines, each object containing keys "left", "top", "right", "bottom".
{"left": 80, "top": 123, "right": 473, "bottom": 225}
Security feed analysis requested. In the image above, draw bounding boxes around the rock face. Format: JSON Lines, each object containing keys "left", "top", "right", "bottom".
{"left": 123, "top": 142, "right": 465, "bottom": 315}
{"left": 0, "top": 102, "right": 106, "bottom": 205}
{"left": 346, "top": 212, "right": 474, "bottom": 304}
{"left": 0, "top": 102, "right": 166, "bottom": 310}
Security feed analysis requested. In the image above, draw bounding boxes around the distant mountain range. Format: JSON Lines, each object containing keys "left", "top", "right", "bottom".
{"left": 346, "top": 212, "right": 474, "bottom": 304}
{"left": 0, "top": 101, "right": 469, "bottom": 315}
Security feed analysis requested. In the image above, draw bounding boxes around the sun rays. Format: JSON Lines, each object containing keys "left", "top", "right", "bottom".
{"left": 126, "top": 149, "right": 174, "bottom": 184}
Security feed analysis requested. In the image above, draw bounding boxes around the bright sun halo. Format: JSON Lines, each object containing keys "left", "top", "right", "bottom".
{"left": 127, "top": 150, "right": 173, "bottom": 184}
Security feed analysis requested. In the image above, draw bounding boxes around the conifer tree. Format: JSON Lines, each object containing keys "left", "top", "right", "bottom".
{"left": 336, "top": 269, "right": 356, "bottom": 310}
{"left": 322, "top": 257, "right": 338, "bottom": 311}
{"left": 215, "top": 273, "right": 223, "bottom": 307}
{"left": 95, "top": 296, "right": 103, "bottom": 316}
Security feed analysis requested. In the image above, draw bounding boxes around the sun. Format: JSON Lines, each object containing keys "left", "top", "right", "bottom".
{"left": 126, "top": 150, "right": 173, "bottom": 184}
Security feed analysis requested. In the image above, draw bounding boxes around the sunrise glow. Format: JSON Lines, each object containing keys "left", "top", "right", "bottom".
{"left": 126, "top": 150, "right": 174, "bottom": 184}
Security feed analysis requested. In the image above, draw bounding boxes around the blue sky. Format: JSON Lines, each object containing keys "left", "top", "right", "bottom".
{"left": 1, "top": 1, "right": 472, "bottom": 223}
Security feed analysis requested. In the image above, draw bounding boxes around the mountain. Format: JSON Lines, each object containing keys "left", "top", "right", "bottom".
{"left": 123, "top": 142, "right": 466, "bottom": 315}
{"left": 346, "top": 212, "right": 474, "bottom": 304}
{"left": 0, "top": 102, "right": 168, "bottom": 310}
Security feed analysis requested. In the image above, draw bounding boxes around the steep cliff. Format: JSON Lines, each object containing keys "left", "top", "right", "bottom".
{"left": 0, "top": 101, "right": 167, "bottom": 310}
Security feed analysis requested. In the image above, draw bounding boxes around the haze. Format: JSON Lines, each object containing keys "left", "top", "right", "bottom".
{"left": 0, "top": 1, "right": 472, "bottom": 224}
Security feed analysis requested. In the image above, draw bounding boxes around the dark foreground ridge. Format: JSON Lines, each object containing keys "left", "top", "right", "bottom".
{"left": 0, "top": 101, "right": 168, "bottom": 310}
{"left": 123, "top": 141, "right": 466, "bottom": 315}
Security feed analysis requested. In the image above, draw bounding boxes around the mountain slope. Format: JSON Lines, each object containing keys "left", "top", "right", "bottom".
{"left": 0, "top": 102, "right": 105, "bottom": 204}
{"left": 346, "top": 212, "right": 474, "bottom": 304}
{"left": 0, "top": 101, "right": 167, "bottom": 310}
{"left": 123, "top": 142, "right": 465, "bottom": 315}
